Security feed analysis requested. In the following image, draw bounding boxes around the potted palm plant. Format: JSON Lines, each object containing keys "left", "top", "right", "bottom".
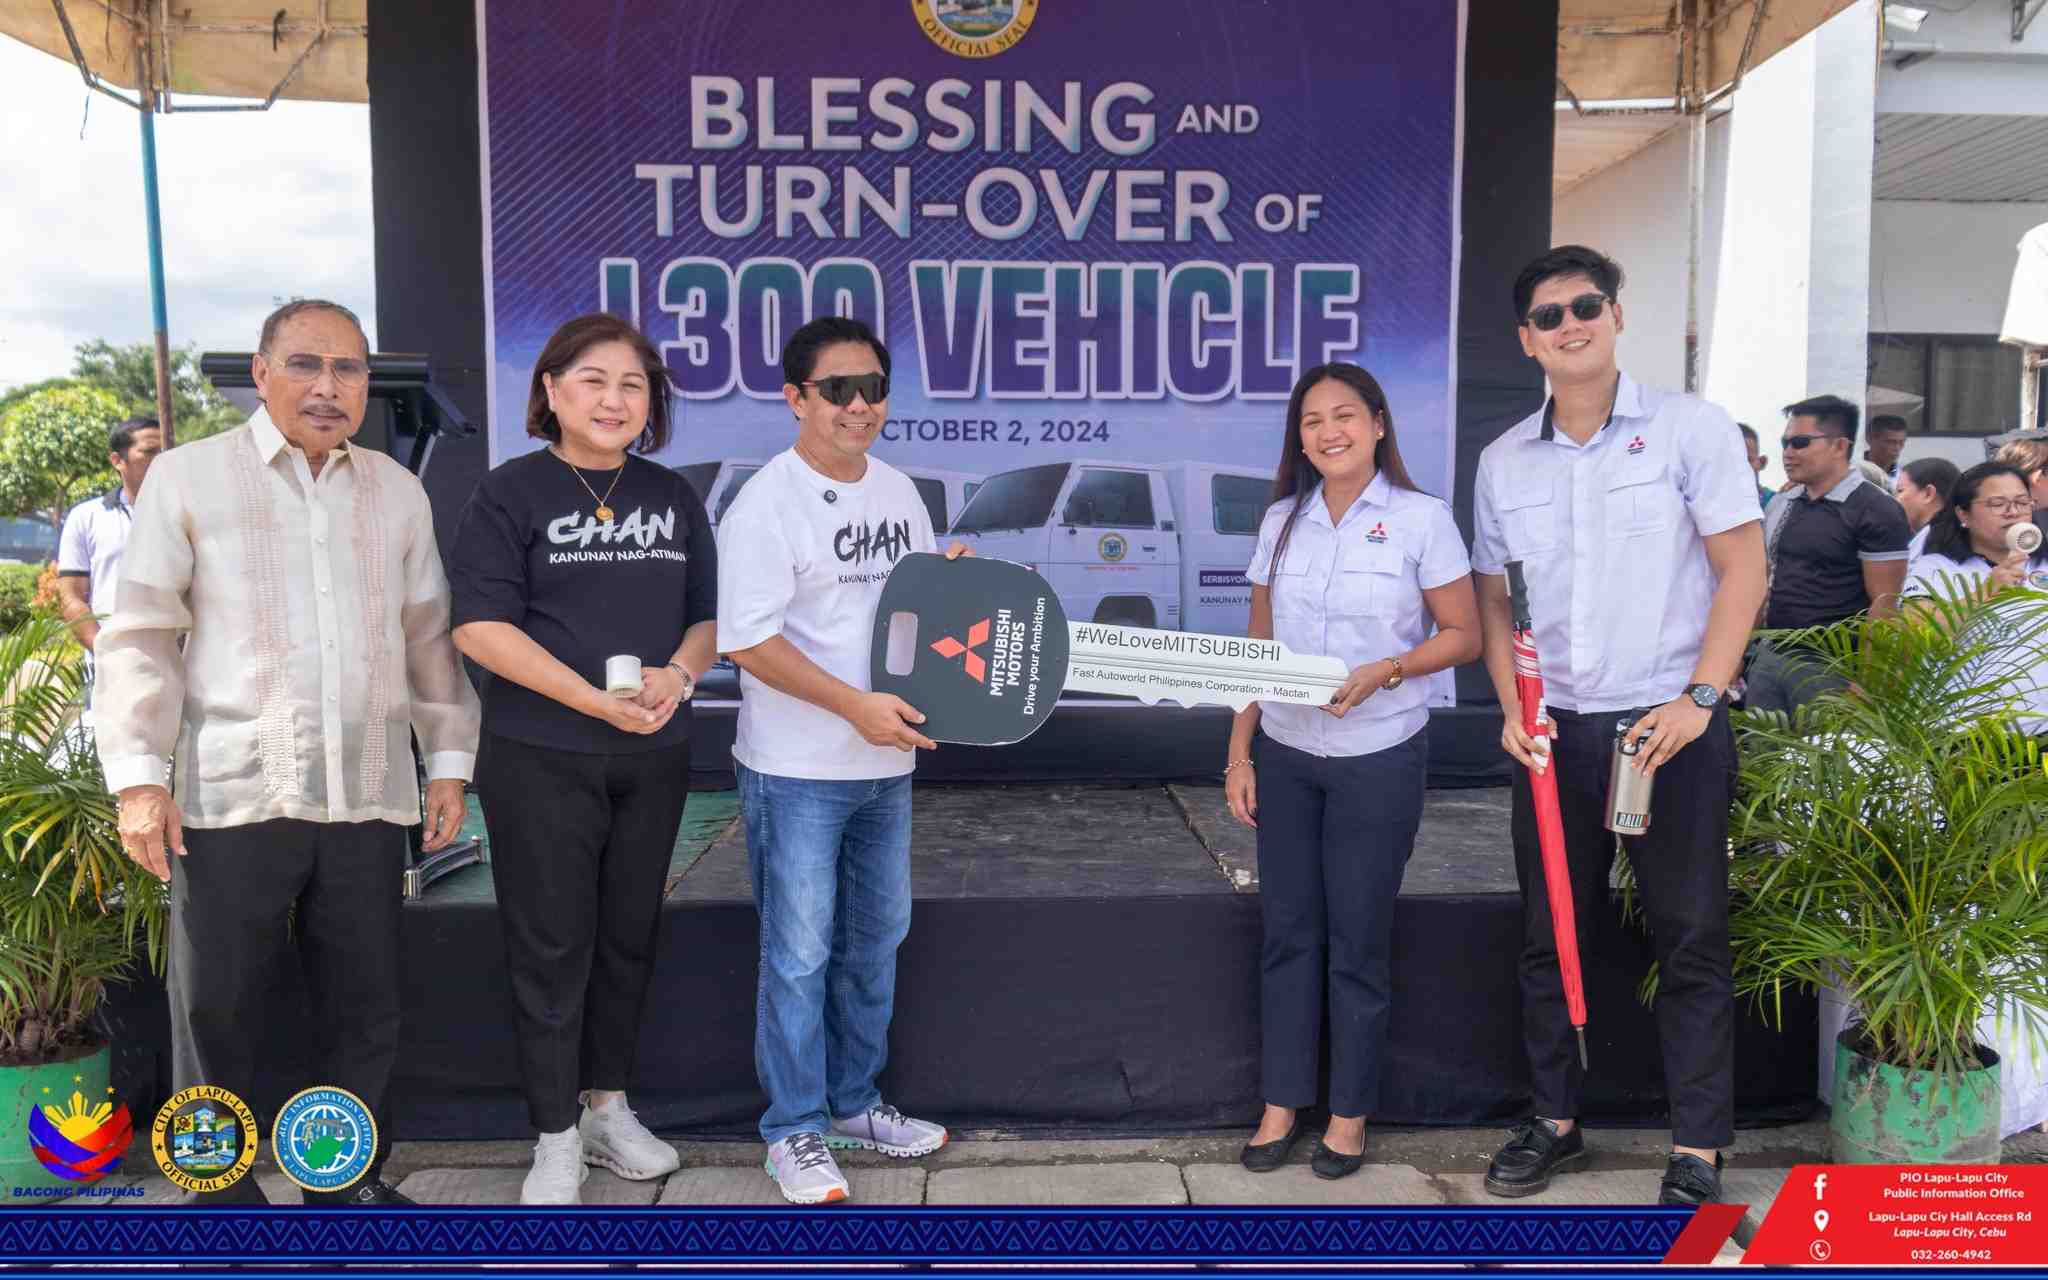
{"left": 1728, "top": 586, "right": 2048, "bottom": 1163}
{"left": 0, "top": 614, "right": 167, "bottom": 1194}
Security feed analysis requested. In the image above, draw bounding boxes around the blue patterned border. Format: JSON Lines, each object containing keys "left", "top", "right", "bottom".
{"left": 0, "top": 1207, "right": 1684, "bottom": 1263}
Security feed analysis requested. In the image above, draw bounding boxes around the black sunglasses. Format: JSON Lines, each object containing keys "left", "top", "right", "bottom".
{"left": 1781, "top": 433, "right": 1842, "bottom": 451}
{"left": 1523, "top": 292, "right": 1610, "bottom": 332}
{"left": 801, "top": 373, "right": 889, "bottom": 407}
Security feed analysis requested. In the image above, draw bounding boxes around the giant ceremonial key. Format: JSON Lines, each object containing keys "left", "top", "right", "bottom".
{"left": 871, "top": 552, "right": 1349, "bottom": 746}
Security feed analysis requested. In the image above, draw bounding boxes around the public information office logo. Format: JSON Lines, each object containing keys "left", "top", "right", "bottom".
{"left": 912, "top": 0, "right": 1038, "bottom": 57}
{"left": 151, "top": 1085, "right": 258, "bottom": 1195}
{"left": 273, "top": 1085, "right": 376, "bottom": 1193}
{"left": 27, "top": 1086, "right": 132, "bottom": 1183}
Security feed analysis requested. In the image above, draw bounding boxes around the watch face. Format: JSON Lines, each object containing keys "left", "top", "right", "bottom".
{"left": 1689, "top": 684, "right": 1718, "bottom": 707}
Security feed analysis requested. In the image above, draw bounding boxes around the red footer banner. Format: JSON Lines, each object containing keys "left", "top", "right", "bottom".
{"left": 1742, "top": 1164, "right": 2046, "bottom": 1265}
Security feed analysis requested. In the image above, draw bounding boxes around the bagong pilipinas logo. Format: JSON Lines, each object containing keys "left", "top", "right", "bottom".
{"left": 1098, "top": 532, "right": 1128, "bottom": 562}
{"left": 1365, "top": 522, "right": 1389, "bottom": 544}
{"left": 27, "top": 1084, "right": 132, "bottom": 1183}
{"left": 273, "top": 1085, "right": 376, "bottom": 1194}
{"left": 931, "top": 618, "right": 992, "bottom": 682}
{"left": 912, "top": 0, "right": 1038, "bottom": 57}
{"left": 151, "top": 1084, "right": 259, "bottom": 1195}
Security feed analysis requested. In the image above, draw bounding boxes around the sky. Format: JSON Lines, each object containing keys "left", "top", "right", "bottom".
{"left": 0, "top": 34, "right": 377, "bottom": 392}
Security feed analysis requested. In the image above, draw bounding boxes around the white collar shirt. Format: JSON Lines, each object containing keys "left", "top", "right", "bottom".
{"left": 1245, "top": 472, "right": 1471, "bottom": 756}
{"left": 57, "top": 487, "right": 134, "bottom": 619}
{"left": 94, "top": 408, "right": 480, "bottom": 828}
{"left": 1470, "top": 373, "right": 1761, "bottom": 714}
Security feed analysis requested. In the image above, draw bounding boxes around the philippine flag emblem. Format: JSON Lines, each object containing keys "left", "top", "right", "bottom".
{"left": 28, "top": 1090, "right": 133, "bottom": 1183}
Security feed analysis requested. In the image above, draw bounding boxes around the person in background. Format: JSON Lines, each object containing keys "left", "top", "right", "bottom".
{"left": 450, "top": 313, "right": 718, "bottom": 1205}
{"left": 1865, "top": 414, "right": 1909, "bottom": 482}
{"left": 56, "top": 417, "right": 163, "bottom": 654}
{"left": 1994, "top": 437, "right": 2048, "bottom": 519}
{"left": 1471, "top": 245, "right": 1766, "bottom": 1208}
{"left": 1747, "top": 394, "right": 1911, "bottom": 715}
{"left": 1894, "top": 457, "right": 1961, "bottom": 562}
{"left": 95, "top": 299, "right": 480, "bottom": 1205}
{"left": 1225, "top": 363, "right": 1480, "bottom": 1181}
{"left": 1740, "top": 423, "right": 1772, "bottom": 509}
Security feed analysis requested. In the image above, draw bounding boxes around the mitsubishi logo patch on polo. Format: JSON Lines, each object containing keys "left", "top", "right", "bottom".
{"left": 1625, "top": 435, "right": 1646, "bottom": 455}
{"left": 930, "top": 619, "right": 992, "bottom": 682}
{"left": 1365, "top": 521, "right": 1389, "bottom": 544}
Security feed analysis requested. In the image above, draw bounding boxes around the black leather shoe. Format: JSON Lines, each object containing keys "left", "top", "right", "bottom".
{"left": 1484, "top": 1119, "right": 1588, "bottom": 1197}
{"left": 301, "top": 1180, "right": 415, "bottom": 1207}
{"left": 1658, "top": 1153, "right": 1723, "bottom": 1207}
{"left": 1310, "top": 1140, "right": 1365, "bottom": 1181}
{"left": 1239, "top": 1118, "right": 1305, "bottom": 1172}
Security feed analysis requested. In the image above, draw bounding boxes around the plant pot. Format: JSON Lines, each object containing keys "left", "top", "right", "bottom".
{"left": 1828, "top": 1029, "right": 2002, "bottom": 1164}
{"left": 0, "top": 1041, "right": 120, "bottom": 1196}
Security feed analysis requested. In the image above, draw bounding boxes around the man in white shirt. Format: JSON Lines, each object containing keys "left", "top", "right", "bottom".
{"left": 55, "top": 416, "right": 162, "bottom": 652}
{"left": 96, "top": 300, "right": 480, "bottom": 1204}
{"left": 716, "top": 317, "right": 957, "bottom": 1205}
{"left": 1471, "top": 247, "right": 1767, "bottom": 1208}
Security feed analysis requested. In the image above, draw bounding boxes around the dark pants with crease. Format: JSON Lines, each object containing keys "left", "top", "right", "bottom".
{"left": 1253, "top": 727, "right": 1427, "bottom": 1117}
{"left": 170, "top": 818, "right": 406, "bottom": 1204}
{"left": 1511, "top": 704, "right": 1736, "bottom": 1149}
{"left": 476, "top": 732, "right": 691, "bottom": 1133}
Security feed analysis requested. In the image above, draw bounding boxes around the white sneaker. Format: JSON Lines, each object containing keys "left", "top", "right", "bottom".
{"left": 520, "top": 1127, "right": 589, "bottom": 1205}
{"left": 579, "top": 1095, "right": 681, "bottom": 1181}
{"left": 764, "top": 1131, "right": 849, "bottom": 1204}
{"left": 827, "top": 1102, "right": 948, "bottom": 1158}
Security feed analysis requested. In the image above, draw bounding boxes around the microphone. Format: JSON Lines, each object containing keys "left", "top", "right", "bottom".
{"left": 2008, "top": 522, "right": 2043, "bottom": 557}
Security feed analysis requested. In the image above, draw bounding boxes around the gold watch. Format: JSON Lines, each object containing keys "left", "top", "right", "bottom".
{"left": 1381, "top": 657, "right": 1404, "bottom": 690}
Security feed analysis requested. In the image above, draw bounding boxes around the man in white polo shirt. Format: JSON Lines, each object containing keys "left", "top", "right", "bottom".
{"left": 56, "top": 416, "right": 163, "bottom": 652}
{"left": 1471, "top": 246, "right": 1767, "bottom": 1208}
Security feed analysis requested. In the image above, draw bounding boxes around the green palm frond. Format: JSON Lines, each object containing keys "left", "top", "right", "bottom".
{"left": 0, "top": 615, "right": 166, "bottom": 1062}
{"left": 1729, "top": 588, "right": 2048, "bottom": 1080}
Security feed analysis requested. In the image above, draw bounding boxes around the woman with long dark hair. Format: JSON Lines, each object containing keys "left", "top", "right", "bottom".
{"left": 1894, "top": 457, "right": 1960, "bottom": 561}
{"left": 449, "top": 313, "right": 718, "bottom": 1203}
{"left": 1223, "top": 363, "right": 1481, "bottom": 1178}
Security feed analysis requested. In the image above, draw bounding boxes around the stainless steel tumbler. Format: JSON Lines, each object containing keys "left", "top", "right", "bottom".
{"left": 1604, "top": 711, "right": 1654, "bottom": 835}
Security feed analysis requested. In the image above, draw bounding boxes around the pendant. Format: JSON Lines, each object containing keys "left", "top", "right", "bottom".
{"left": 596, "top": 505, "right": 614, "bottom": 523}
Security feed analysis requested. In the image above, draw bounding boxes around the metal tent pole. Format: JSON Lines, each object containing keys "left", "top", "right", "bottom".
{"left": 136, "top": 26, "right": 176, "bottom": 445}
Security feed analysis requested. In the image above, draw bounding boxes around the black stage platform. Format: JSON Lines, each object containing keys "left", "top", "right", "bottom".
{"left": 103, "top": 783, "right": 1816, "bottom": 1140}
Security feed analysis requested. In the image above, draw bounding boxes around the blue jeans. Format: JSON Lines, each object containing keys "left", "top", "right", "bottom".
{"left": 737, "top": 764, "right": 914, "bottom": 1144}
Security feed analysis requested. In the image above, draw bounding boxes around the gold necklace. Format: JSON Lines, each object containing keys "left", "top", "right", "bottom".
{"left": 554, "top": 447, "right": 625, "bottom": 522}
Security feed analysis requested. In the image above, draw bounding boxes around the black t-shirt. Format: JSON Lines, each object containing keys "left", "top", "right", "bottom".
{"left": 1764, "top": 475, "right": 1910, "bottom": 630}
{"left": 449, "top": 449, "right": 716, "bottom": 753}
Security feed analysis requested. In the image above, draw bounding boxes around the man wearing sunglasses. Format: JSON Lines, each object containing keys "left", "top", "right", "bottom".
{"left": 716, "top": 315, "right": 965, "bottom": 1204}
{"left": 1471, "top": 245, "right": 1767, "bottom": 1208}
{"left": 1746, "top": 394, "right": 1911, "bottom": 716}
{"left": 94, "top": 299, "right": 480, "bottom": 1203}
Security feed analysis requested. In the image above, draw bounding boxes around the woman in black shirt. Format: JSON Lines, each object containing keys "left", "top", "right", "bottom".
{"left": 451, "top": 313, "right": 716, "bottom": 1205}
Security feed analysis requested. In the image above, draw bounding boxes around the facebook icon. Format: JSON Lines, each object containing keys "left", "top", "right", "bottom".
{"left": 1813, "top": 1171, "right": 1827, "bottom": 1200}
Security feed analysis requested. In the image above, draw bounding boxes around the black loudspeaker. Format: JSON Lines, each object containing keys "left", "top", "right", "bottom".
{"left": 197, "top": 352, "right": 477, "bottom": 478}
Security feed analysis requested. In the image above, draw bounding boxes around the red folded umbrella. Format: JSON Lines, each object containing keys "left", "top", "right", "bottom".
{"left": 1505, "top": 561, "right": 1589, "bottom": 1069}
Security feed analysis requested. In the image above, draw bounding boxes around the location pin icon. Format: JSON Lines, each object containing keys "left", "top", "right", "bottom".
{"left": 1814, "top": 1209, "right": 1830, "bottom": 1232}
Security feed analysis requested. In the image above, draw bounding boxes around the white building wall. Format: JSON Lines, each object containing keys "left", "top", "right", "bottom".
{"left": 1873, "top": 202, "right": 2048, "bottom": 334}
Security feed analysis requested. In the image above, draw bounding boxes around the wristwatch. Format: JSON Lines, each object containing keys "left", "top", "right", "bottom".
{"left": 1684, "top": 682, "right": 1721, "bottom": 708}
{"left": 1381, "top": 657, "right": 1405, "bottom": 690}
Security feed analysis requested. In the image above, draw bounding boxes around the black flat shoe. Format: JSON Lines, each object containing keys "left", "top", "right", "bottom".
{"left": 1239, "top": 1118, "right": 1305, "bottom": 1172}
{"left": 1658, "top": 1152, "right": 1723, "bottom": 1207}
{"left": 1310, "top": 1140, "right": 1365, "bottom": 1180}
{"left": 1484, "top": 1119, "right": 1588, "bottom": 1197}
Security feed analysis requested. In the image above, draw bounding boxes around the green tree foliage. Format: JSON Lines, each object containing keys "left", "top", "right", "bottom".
{"left": 70, "top": 339, "right": 242, "bottom": 443}
{"left": 0, "top": 384, "right": 125, "bottom": 530}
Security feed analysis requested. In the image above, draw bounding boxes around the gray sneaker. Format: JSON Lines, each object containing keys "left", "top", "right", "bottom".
{"left": 827, "top": 1102, "right": 948, "bottom": 1158}
{"left": 764, "top": 1131, "right": 849, "bottom": 1204}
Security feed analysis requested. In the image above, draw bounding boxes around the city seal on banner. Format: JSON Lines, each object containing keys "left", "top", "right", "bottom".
{"left": 150, "top": 1085, "right": 259, "bottom": 1195}
{"left": 272, "top": 1085, "right": 378, "bottom": 1193}
{"left": 912, "top": 0, "right": 1038, "bottom": 57}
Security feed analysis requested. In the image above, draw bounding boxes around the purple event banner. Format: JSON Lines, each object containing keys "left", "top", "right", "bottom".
{"left": 478, "top": 0, "right": 1463, "bottom": 655}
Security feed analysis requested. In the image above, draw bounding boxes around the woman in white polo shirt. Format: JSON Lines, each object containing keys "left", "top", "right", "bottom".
{"left": 1224, "top": 364, "right": 1481, "bottom": 1179}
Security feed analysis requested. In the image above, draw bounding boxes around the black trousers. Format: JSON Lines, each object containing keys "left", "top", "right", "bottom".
{"left": 1253, "top": 727, "right": 1427, "bottom": 1117}
{"left": 171, "top": 818, "right": 406, "bottom": 1204}
{"left": 1511, "top": 704, "right": 1736, "bottom": 1149}
{"left": 476, "top": 732, "right": 691, "bottom": 1133}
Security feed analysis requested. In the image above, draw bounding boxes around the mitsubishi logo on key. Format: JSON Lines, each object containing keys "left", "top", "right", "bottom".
{"left": 931, "top": 618, "right": 992, "bottom": 683}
